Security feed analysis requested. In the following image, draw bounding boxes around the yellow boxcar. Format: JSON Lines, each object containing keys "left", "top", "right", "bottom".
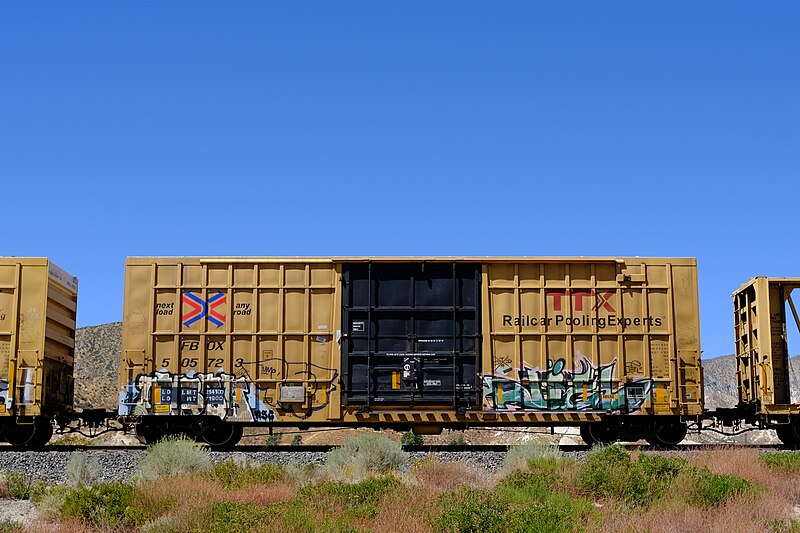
{"left": 119, "top": 257, "right": 341, "bottom": 448}
{"left": 119, "top": 256, "right": 701, "bottom": 448}
{"left": 0, "top": 258, "right": 78, "bottom": 447}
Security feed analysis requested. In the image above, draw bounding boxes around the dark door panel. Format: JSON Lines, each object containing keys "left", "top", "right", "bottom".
{"left": 341, "top": 262, "right": 481, "bottom": 407}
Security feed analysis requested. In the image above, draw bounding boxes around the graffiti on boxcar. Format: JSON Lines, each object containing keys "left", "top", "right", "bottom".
{"left": 119, "top": 355, "right": 340, "bottom": 421}
{"left": 118, "top": 370, "right": 277, "bottom": 423}
{"left": 0, "top": 379, "right": 8, "bottom": 406}
{"left": 234, "top": 357, "right": 339, "bottom": 419}
{"left": 482, "top": 357, "right": 653, "bottom": 412}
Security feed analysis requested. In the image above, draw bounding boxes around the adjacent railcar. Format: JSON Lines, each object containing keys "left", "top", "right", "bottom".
{"left": 0, "top": 258, "right": 78, "bottom": 448}
{"left": 733, "top": 277, "right": 800, "bottom": 444}
{"left": 118, "top": 257, "right": 702, "bottom": 448}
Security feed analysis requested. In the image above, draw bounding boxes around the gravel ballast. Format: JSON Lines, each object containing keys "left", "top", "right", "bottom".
{"left": 0, "top": 449, "right": 596, "bottom": 484}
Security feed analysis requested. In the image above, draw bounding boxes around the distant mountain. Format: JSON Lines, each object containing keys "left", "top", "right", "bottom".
{"left": 790, "top": 357, "right": 800, "bottom": 404}
{"left": 74, "top": 322, "right": 121, "bottom": 411}
{"left": 702, "top": 353, "right": 800, "bottom": 410}
{"left": 702, "top": 354, "right": 738, "bottom": 410}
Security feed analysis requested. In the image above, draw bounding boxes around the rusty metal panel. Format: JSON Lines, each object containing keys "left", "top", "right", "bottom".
{"left": 119, "top": 257, "right": 342, "bottom": 424}
{"left": 481, "top": 258, "right": 701, "bottom": 416}
{"left": 734, "top": 277, "right": 800, "bottom": 412}
{"left": 0, "top": 258, "right": 78, "bottom": 418}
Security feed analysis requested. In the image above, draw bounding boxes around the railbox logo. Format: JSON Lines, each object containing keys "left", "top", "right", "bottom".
{"left": 182, "top": 292, "right": 227, "bottom": 328}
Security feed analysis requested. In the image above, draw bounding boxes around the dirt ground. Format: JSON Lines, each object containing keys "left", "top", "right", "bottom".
{"left": 0, "top": 499, "right": 40, "bottom": 527}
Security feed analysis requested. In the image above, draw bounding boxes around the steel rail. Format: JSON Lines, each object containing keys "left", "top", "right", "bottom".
{"left": 0, "top": 442, "right": 785, "bottom": 453}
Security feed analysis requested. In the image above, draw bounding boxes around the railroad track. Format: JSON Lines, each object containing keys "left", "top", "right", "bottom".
{"left": 0, "top": 442, "right": 785, "bottom": 453}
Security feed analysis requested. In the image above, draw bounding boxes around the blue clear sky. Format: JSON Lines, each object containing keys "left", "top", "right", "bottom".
{"left": 1, "top": 3, "right": 798, "bottom": 358}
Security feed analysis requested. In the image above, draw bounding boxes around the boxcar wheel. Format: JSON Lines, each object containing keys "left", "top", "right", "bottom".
{"left": 775, "top": 425, "right": 797, "bottom": 447}
{"left": 29, "top": 418, "right": 54, "bottom": 449}
{"left": 645, "top": 420, "right": 687, "bottom": 447}
{"left": 776, "top": 417, "right": 800, "bottom": 448}
{"left": 135, "top": 423, "right": 164, "bottom": 445}
{"left": 580, "top": 422, "right": 620, "bottom": 446}
{"left": 5, "top": 418, "right": 53, "bottom": 450}
{"left": 201, "top": 423, "right": 243, "bottom": 451}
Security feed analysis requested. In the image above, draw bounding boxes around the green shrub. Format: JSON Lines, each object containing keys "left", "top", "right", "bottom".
{"left": 135, "top": 435, "right": 212, "bottom": 481}
{"left": 687, "top": 468, "right": 755, "bottom": 507}
{"left": 4, "top": 471, "right": 45, "bottom": 501}
{"left": 265, "top": 432, "right": 283, "bottom": 446}
{"left": 299, "top": 476, "right": 401, "bottom": 519}
{"left": 502, "top": 442, "right": 560, "bottom": 472}
{"left": 505, "top": 492, "right": 595, "bottom": 533}
{"left": 577, "top": 446, "right": 753, "bottom": 509}
{"left": 279, "top": 499, "right": 364, "bottom": 533}
{"left": 761, "top": 452, "right": 800, "bottom": 473}
{"left": 638, "top": 453, "right": 687, "bottom": 479}
{"left": 493, "top": 458, "right": 596, "bottom": 532}
{"left": 141, "top": 511, "right": 205, "bottom": 533}
{"left": 401, "top": 431, "right": 424, "bottom": 446}
{"left": 496, "top": 458, "right": 565, "bottom": 504}
{"left": 206, "top": 498, "right": 366, "bottom": 533}
{"left": 205, "top": 460, "right": 285, "bottom": 489}
{"left": 435, "top": 486, "right": 505, "bottom": 533}
{"left": 577, "top": 445, "right": 644, "bottom": 504}
{"left": 448, "top": 433, "right": 467, "bottom": 446}
{"left": 65, "top": 452, "right": 103, "bottom": 488}
{"left": 291, "top": 434, "right": 303, "bottom": 446}
{"left": 50, "top": 434, "right": 93, "bottom": 446}
{"left": 0, "top": 521, "right": 21, "bottom": 533}
{"left": 324, "top": 433, "right": 407, "bottom": 481}
{"left": 281, "top": 499, "right": 318, "bottom": 532}
{"left": 577, "top": 446, "right": 686, "bottom": 507}
{"left": 769, "top": 518, "right": 800, "bottom": 532}
{"left": 35, "top": 485, "right": 71, "bottom": 520}
{"left": 207, "top": 501, "right": 272, "bottom": 533}
{"left": 59, "top": 482, "right": 145, "bottom": 528}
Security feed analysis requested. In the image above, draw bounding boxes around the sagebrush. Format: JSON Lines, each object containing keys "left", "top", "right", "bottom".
{"left": 324, "top": 433, "right": 407, "bottom": 481}
{"left": 135, "top": 435, "right": 212, "bottom": 481}
{"left": 66, "top": 452, "right": 103, "bottom": 488}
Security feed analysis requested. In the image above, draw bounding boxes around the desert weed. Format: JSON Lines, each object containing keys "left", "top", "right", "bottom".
{"left": 135, "top": 435, "right": 212, "bottom": 481}
{"left": 65, "top": 452, "right": 103, "bottom": 488}
{"left": 324, "top": 433, "right": 407, "bottom": 481}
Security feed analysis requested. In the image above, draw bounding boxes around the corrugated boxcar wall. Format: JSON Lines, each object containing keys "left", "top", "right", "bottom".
{"left": 341, "top": 262, "right": 481, "bottom": 408}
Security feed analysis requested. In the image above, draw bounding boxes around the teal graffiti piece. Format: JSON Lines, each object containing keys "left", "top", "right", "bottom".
{"left": 599, "top": 362, "right": 615, "bottom": 382}
{"left": 572, "top": 359, "right": 593, "bottom": 382}
{"left": 483, "top": 377, "right": 548, "bottom": 410}
{"left": 482, "top": 358, "right": 655, "bottom": 414}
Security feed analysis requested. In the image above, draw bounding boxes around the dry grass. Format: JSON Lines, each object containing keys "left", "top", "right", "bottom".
{"left": 133, "top": 474, "right": 220, "bottom": 519}
{"left": 596, "top": 500, "right": 709, "bottom": 533}
{"left": 23, "top": 519, "right": 106, "bottom": 533}
{"left": 597, "top": 490, "right": 791, "bottom": 533}
{"left": 373, "top": 487, "right": 438, "bottom": 533}
{"left": 126, "top": 474, "right": 227, "bottom": 532}
{"left": 139, "top": 506, "right": 212, "bottom": 533}
{"left": 225, "top": 481, "right": 297, "bottom": 506}
{"left": 410, "top": 457, "right": 489, "bottom": 492}
{"left": 592, "top": 448, "right": 797, "bottom": 533}
{"left": 707, "top": 492, "right": 790, "bottom": 532}
{"left": 690, "top": 447, "right": 800, "bottom": 497}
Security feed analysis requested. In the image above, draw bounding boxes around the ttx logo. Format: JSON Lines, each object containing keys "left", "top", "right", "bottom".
{"left": 182, "top": 292, "right": 227, "bottom": 328}
{"left": 547, "top": 289, "right": 616, "bottom": 312}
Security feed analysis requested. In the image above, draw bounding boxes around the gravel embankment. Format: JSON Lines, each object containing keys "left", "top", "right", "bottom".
{"left": 0, "top": 449, "right": 595, "bottom": 484}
